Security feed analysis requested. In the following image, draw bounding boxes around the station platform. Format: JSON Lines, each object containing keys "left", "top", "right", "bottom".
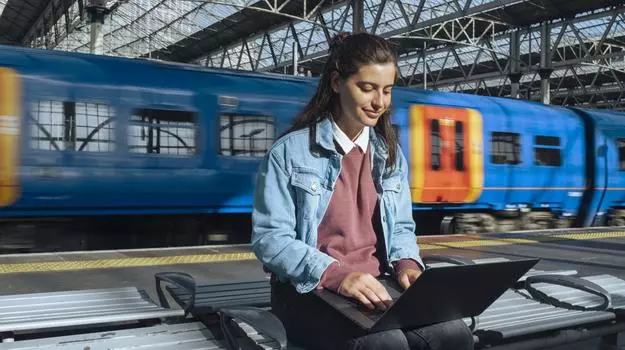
{"left": 0, "top": 227, "right": 623, "bottom": 303}
{"left": 0, "top": 227, "right": 623, "bottom": 349}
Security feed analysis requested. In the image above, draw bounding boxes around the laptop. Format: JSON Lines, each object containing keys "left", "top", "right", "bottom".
{"left": 314, "top": 258, "right": 539, "bottom": 333}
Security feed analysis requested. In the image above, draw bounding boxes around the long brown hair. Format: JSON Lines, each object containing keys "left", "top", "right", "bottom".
{"left": 286, "top": 32, "right": 399, "bottom": 168}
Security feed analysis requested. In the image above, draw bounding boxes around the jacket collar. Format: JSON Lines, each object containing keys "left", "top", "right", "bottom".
{"left": 315, "top": 117, "right": 389, "bottom": 158}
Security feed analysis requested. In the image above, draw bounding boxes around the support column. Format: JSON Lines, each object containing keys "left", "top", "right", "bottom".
{"left": 509, "top": 73, "right": 522, "bottom": 99}
{"left": 352, "top": 0, "right": 365, "bottom": 33}
{"left": 292, "top": 41, "right": 299, "bottom": 76}
{"left": 509, "top": 30, "right": 522, "bottom": 99}
{"left": 539, "top": 22, "right": 553, "bottom": 104}
{"left": 86, "top": 0, "right": 108, "bottom": 55}
{"left": 423, "top": 41, "right": 427, "bottom": 89}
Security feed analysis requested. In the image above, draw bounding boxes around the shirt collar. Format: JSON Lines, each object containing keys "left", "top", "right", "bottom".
{"left": 331, "top": 117, "right": 369, "bottom": 154}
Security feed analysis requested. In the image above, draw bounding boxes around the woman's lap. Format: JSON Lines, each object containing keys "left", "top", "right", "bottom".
{"left": 270, "top": 281, "right": 474, "bottom": 350}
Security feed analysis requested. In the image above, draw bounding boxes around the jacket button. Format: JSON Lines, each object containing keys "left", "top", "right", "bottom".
{"left": 311, "top": 182, "right": 318, "bottom": 192}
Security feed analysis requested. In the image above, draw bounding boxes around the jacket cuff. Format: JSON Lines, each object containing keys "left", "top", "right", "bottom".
{"left": 319, "top": 262, "right": 351, "bottom": 293}
{"left": 393, "top": 258, "right": 422, "bottom": 275}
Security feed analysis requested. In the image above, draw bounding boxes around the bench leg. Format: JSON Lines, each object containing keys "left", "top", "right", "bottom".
{"left": 0, "top": 332, "right": 14, "bottom": 343}
{"left": 598, "top": 333, "right": 619, "bottom": 350}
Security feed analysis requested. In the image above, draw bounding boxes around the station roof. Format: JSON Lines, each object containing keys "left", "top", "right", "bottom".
{"left": 0, "top": 0, "right": 49, "bottom": 44}
{"left": 1, "top": 0, "right": 624, "bottom": 109}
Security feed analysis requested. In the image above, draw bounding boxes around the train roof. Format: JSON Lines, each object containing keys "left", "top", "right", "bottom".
{"left": 0, "top": 44, "right": 317, "bottom": 87}
{"left": 392, "top": 83, "right": 575, "bottom": 115}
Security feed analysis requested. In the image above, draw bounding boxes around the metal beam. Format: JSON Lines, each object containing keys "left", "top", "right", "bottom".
{"left": 221, "top": 0, "right": 537, "bottom": 72}
{"left": 352, "top": 0, "right": 364, "bottom": 33}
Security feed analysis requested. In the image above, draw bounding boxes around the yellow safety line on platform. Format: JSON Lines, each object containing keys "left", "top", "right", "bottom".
{"left": 424, "top": 231, "right": 625, "bottom": 250}
{"left": 0, "top": 230, "right": 624, "bottom": 274}
{"left": 417, "top": 244, "right": 442, "bottom": 250}
{"left": 427, "top": 238, "right": 538, "bottom": 249}
{"left": 556, "top": 231, "right": 625, "bottom": 240}
{"left": 0, "top": 251, "right": 257, "bottom": 274}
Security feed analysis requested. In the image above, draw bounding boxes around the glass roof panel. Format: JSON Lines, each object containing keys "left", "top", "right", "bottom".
{"left": 29, "top": 0, "right": 625, "bottom": 87}
{"left": 45, "top": 0, "right": 257, "bottom": 56}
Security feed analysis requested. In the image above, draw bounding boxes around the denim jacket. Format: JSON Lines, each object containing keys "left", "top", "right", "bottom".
{"left": 251, "top": 118, "right": 424, "bottom": 294}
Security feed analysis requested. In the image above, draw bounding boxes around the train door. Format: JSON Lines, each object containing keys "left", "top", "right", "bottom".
{"left": 409, "top": 104, "right": 484, "bottom": 203}
{"left": 0, "top": 68, "right": 20, "bottom": 207}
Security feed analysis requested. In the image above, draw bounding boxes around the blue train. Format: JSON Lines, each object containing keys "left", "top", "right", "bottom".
{"left": 0, "top": 44, "right": 623, "bottom": 247}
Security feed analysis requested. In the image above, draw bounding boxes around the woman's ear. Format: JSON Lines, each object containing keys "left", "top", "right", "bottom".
{"left": 330, "top": 71, "right": 341, "bottom": 94}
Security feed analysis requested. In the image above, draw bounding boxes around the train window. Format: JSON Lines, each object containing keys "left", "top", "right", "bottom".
{"left": 30, "top": 100, "right": 66, "bottom": 151}
{"left": 618, "top": 139, "right": 625, "bottom": 170}
{"left": 535, "top": 135, "right": 560, "bottom": 146}
{"left": 534, "top": 135, "right": 561, "bottom": 166}
{"left": 219, "top": 114, "right": 275, "bottom": 157}
{"left": 490, "top": 132, "right": 521, "bottom": 164}
{"left": 129, "top": 109, "right": 196, "bottom": 155}
{"left": 455, "top": 121, "right": 465, "bottom": 171}
{"left": 534, "top": 148, "right": 561, "bottom": 166}
{"left": 431, "top": 120, "right": 440, "bottom": 170}
{"left": 30, "top": 100, "right": 115, "bottom": 152}
{"left": 75, "top": 103, "right": 115, "bottom": 152}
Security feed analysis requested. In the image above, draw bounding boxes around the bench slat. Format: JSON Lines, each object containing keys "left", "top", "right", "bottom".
{"left": 0, "top": 287, "right": 144, "bottom": 308}
{"left": 0, "top": 287, "right": 184, "bottom": 334}
{"left": 474, "top": 287, "right": 616, "bottom": 340}
{"left": 0, "top": 321, "right": 224, "bottom": 349}
{"left": 169, "top": 280, "right": 270, "bottom": 298}
{"left": 526, "top": 274, "right": 625, "bottom": 311}
{"left": 194, "top": 293, "right": 272, "bottom": 304}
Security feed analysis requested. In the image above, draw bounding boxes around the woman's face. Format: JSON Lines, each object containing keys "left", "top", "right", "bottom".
{"left": 331, "top": 62, "right": 396, "bottom": 135}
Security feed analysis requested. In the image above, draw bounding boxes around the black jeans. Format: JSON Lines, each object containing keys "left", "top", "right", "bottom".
{"left": 271, "top": 280, "right": 475, "bottom": 350}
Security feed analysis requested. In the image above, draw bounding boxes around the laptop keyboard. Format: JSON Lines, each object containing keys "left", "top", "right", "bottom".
{"left": 361, "top": 307, "right": 385, "bottom": 321}
{"left": 344, "top": 299, "right": 389, "bottom": 320}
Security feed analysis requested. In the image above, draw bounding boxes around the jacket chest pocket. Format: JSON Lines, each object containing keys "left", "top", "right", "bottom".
{"left": 291, "top": 169, "right": 324, "bottom": 220}
{"left": 381, "top": 174, "right": 402, "bottom": 216}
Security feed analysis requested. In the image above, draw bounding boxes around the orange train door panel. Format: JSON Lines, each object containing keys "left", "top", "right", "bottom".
{"left": 409, "top": 105, "right": 483, "bottom": 203}
{"left": 0, "top": 68, "right": 21, "bottom": 207}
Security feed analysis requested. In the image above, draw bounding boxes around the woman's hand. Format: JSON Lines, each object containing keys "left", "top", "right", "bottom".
{"left": 397, "top": 268, "right": 422, "bottom": 290}
{"left": 339, "top": 272, "right": 393, "bottom": 310}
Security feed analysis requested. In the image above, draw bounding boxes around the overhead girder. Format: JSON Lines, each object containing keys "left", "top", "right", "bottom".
{"left": 23, "top": 0, "right": 80, "bottom": 49}
{"left": 20, "top": 0, "right": 625, "bottom": 109}
{"left": 396, "top": 5, "right": 625, "bottom": 107}
{"left": 25, "top": 0, "right": 338, "bottom": 58}
{"left": 194, "top": 1, "right": 625, "bottom": 109}
{"left": 199, "top": 0, "right": 532, "bottom": 71}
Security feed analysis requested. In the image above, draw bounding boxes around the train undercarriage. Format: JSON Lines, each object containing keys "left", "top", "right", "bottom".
{"left": 1, "top": 207, "right": 624, "bottom": 253}
{"left": 434, "top": 208, "right": 625, "bottom": 235}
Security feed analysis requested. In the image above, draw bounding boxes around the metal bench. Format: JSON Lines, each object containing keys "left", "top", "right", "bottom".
{"left": 153, "top": 255, "right": 574, "bottom": 320}
{"left": 0, "top": 286, "right": 184, "bottom": 342}
{"left": 470, "top": 272, "right": 625, "bottom": 349}
{"left": 155, "top": 255, "right": 600, "bottom": 350}
{"left": 219, "top": 270, "right": 625, "bottom": 350}
{"left": 155, "top": 272, "right": 271, "bottom": 316}
{"left": 0, "top": 321, "right": 226, "bottom": 350}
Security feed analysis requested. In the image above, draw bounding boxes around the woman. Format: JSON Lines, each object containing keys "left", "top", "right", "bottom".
{"left": 251, "top": 32, "right": 474, "bottom": 350}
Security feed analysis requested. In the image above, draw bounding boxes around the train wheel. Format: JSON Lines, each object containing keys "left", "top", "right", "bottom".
{"left": 521, "top": 212, "right": 555, "bottom": 230}
{"left": 440, "top": 216, "right": 456, "bottom": 235}
{"left": 607, "top": 209, "right": 625, "bottom": 227}
{"left": 451, "top": 213, "right": 497, "bottom": 234}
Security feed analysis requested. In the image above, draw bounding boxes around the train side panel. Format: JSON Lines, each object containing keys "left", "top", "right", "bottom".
{"left": 2, "top": 47, "right": 313, "bottom": 217}
{"left": 577, "top": 108, "right": 625, "bottom": 226}
{"left": 394, "top": 88, "right": 587, "bottom": 232}
{"left": 487, "top": 99, "right": 586, "bottom": 219}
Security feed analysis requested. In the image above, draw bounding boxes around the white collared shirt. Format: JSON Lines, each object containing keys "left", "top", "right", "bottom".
{"left": 331, "top": 118, "right": 369, "bottom": 154}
